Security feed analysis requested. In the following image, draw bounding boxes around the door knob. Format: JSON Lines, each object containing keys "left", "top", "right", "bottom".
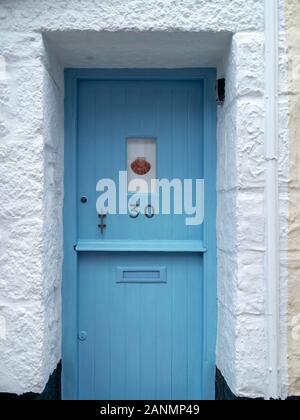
{"left": 78, "top": 331, "right": 87, "bottom": 341}
{"left": 98, "top": 212, "right": 107, "bottom": 235}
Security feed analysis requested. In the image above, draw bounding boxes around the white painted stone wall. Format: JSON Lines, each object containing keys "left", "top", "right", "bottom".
{"left": 0, "top": 30, "right": 64, "bottom": 394}
{"left": 217, "top": 33, "right": 268, "bottom": 398}
{"left": 41, "top": 38, "right": 64, "bottom": 394}
{"left": 0, "top": 0, "right": 290, "bottom": 397}
{"left": 217, "top": 2, "right": 290, "bottom": 396}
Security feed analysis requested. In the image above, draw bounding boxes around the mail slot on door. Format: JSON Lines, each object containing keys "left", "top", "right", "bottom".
{"left": 116, "top": 267, "right": 167, "bottom": 284}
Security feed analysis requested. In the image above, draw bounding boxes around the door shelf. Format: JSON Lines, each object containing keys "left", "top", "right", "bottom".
{"left": 75, "top": 240, "right": 207, "bottom": 253}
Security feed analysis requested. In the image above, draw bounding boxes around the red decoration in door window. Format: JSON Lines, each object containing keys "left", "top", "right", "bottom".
{"left": 131, "top": 157, "right": 151, "bottom": 176}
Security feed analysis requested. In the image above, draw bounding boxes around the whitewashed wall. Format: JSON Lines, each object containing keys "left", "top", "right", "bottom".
{"left": 0, "top": 31, "right": 64, "bottom": 394}
{"left": 0, "top": 0, "right": 290, "bottom": 397}
{"left": 217, "top": 33, "right": 268, "bottom": 397}
{"left": 41, "top": 39, "right": 64, "bottom": 394}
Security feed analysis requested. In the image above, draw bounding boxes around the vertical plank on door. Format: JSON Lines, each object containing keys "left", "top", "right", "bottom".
{"left": 78, "top": 254, "right": 96, "bottom": 399}
{"left": 94, "top": 254, "right": 111, "bottom": 399}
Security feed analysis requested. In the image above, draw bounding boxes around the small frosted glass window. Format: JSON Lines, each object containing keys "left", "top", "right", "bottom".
{"left": 127, "top": 138, "right": 156, "bottom": 193}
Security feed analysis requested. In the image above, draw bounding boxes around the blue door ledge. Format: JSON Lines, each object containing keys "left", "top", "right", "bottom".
{"left": 75, "top": 240, "right": 207, "bottom": 253}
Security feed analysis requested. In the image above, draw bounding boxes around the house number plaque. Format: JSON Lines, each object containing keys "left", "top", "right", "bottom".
{"left": 129, "top": 203, "right": 155, "bottom": 219}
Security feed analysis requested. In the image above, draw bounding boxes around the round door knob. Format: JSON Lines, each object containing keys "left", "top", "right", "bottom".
{"left": 78, "top": 331, "right": 87, "bottom": 341}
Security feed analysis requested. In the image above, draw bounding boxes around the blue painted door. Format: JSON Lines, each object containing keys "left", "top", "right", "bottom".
{"left": 76, "top": 79, "right": 212, "bottom": 400}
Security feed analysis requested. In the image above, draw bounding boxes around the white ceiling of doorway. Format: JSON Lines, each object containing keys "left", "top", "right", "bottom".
{"left": 44, "top": 31, "right": 231, "bottom": 71}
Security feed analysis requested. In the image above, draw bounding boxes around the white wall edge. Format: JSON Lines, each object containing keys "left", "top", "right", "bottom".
{"left": 264, "top": 0, "right": 281, "bottom": 400}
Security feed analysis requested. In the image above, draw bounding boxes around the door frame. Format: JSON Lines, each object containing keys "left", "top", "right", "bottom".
{"left": 63, "top": 68, "right": 217, "bottom": 400}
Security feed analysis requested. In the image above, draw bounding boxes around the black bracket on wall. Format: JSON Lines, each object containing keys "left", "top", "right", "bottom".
{"left": 216, "top": 78, "right": 226, "bottom": 105}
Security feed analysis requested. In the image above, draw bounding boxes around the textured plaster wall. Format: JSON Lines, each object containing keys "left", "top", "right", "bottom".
{"left": 0, "top": 31, "right": 63, "bottom": 393}
{"left": 41, "top": 39, "right": 64, "bottom": 394}
{"left": 0, "top": 0, "right": 291, "bottom": 397}
{"left": 0, "top": 0, "right": 264, "bottom": 33}
{"left": 216, "top": 0, "right": 290, "bottom": 398}
{"left": 286, "top": 0, "right": 300, "bottom": 396}
{"left": 216, "top": 33, "right": 269, "bottom": 398}
{"left": 0, "top": 32, "right": 43, "bottom": 393}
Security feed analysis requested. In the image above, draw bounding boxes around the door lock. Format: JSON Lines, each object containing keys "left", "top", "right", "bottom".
{"left": 78, "top": 331, "right": 87, "bottom": 341}
{"left": 98, "top": 212, "right": 107, "bottom": 235}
